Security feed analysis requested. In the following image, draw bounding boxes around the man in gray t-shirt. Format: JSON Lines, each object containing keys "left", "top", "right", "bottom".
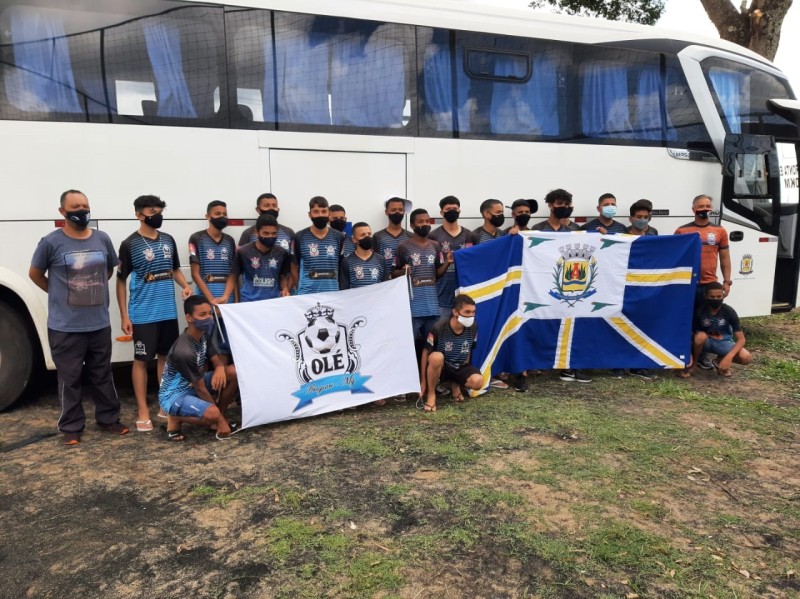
{"left": 29, "top": 190, "right": 129, "bottom": 445}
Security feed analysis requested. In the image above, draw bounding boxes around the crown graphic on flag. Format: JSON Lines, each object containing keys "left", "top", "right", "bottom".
{"left": 305, "top": 303, "right": 335, "bottom": 322}
{"left": 558, "top": 243, "right": 596, "bottom": 261}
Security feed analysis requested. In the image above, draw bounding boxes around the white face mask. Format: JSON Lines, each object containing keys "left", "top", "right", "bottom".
{"left": 457, "top": 315, "right": 475, "bottom": 327}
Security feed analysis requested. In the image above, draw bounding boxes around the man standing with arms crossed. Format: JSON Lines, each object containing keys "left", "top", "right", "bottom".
{"left": 30, "top": 190, "right": 129, "bottom": 445}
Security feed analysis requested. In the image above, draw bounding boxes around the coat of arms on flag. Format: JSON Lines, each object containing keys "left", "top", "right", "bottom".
{"left": 455, "top": 232, "right": 701, "bottom": 393}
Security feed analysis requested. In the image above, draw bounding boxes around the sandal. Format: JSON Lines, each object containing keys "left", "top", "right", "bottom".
{"left": 136, "top": 419, "right": 153, "bottom": 432}
{"left": 167, "top": 430, "right": 185, "bottom": 442}
{"left": 423, "top": 402, "right": 437, "bottom": 412}
{"left": 451, "top": 387, "right": 465, "bottom": 402}
{"left": 215, "top": 430, "right": 234, "bottom": 440}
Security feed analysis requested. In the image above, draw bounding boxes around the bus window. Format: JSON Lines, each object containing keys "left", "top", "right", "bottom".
{"left": 664, "top": 56, "right": 713, "bottom": 147}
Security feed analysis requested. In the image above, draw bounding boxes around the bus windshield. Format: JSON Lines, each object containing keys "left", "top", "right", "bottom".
{"left": 702, "top": 57, "right": 798, "bottom": 139}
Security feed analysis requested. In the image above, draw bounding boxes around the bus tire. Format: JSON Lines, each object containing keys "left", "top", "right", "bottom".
{"left": 0, "top": 301, "right": 35, "bottom": 411}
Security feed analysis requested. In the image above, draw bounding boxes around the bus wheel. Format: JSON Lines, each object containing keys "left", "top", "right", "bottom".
{"left": 0, "top": 302, "right": 35, "bottom": 411}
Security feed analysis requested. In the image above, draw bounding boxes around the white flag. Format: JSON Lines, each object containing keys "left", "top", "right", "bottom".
{"left": 219, "top": 277, "right": 419, "bottom": 428}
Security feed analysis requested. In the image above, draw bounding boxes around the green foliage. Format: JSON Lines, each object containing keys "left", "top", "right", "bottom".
{"left": 529, "top": 0, "right": 665, "bottom": 26}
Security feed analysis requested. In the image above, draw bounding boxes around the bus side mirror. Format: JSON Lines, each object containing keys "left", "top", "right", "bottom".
{"left": 730, "top": 231, "right": 744, "bottom": 242}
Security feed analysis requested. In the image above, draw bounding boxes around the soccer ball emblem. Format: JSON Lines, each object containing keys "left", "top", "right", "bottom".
{"left": 304, "top": 316, "right": 341, "bottom": 354}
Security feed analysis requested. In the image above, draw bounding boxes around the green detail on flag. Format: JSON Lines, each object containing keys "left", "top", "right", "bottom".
{"left": 600, "top": 239, "right": 625, "bottom": 249}
{"left": 528, "top": 237, "right": 553, "bottom": 248}
{"left": 591, "top": 302, "right": 615, "bottom": 312}
{"left": 524, "top": 302, "right": 548, "bottom": 312}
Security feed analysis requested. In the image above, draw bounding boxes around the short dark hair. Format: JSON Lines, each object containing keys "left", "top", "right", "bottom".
{"left": 309, "top": 196, "right": 328, "bottom": 209}
{"left": 60, "top": 189, "right": 85, "bottom": 207}
{"left": 453, "top": 294, "right": 476, "bottom": 312}
{"left": 385, "top": 197, "right": 406, "bottom": 209}
{"left": 545, "top": 189, "right": 572, "bottom": 204}
{"left": 133, "top": 194, "right": 166, "bottom": 212}
{"left": 256, "top": 214, "right": 278, "bottom": 230}
{"left": 206, "top": 200, "right": 226, "bottom": 213}
{"left": 184, "top": 295, "right": 210, "bottom": 316}
{"left": 351, "top": 221, "right": 370, "bottom": 234}
{"left": 329, "top": 204, "right": 346, "bottom": 214}
{"left": 439, "top": 195, "right": 460, "bottom": 209}
{"left": 598, "top": 193, "right": 616, "bottom": 204}
{"left": 409, "top": 208, "right": 428, "bottom": 225}
{"left": 480, "top": 199, "right": 503, "bottom": 214}
{"left": 629, "top": 199, "right": 653, "bottom": 216}
{"left": 705, "top": 281, "right": 724, "bottom": 294}
{"left": 256, "top": 192, "right": 277, "bottom": 206}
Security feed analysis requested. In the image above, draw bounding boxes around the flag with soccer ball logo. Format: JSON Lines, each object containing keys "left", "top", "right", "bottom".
{"left": 219, "top": 277, "right": 419, "bottom": 428}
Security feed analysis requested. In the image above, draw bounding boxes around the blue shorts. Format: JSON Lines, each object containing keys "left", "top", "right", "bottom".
{"left": 702, "top": 336, "right": 736, "bottom": 357}
{"left": 167, "top": 372, "right": 214, "bottom": 418}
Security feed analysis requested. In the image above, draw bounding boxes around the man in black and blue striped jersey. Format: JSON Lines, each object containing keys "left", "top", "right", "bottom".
{"left": 189, "top": 201, "right": 236, "bottom": 307}
{"left": 329, "top": 204, "right": 356, "bottom": 258}
{"left": 339, "top": 222, "right": 387, "bottom": 289}
{"left": 238, "top": 192, "right": 296, "bottom": 256}
{"left": 116, "top": 195, "right": 192, "bottom": 432}
{"left": 292, "top": 196, "right": 345, "bottom": 295}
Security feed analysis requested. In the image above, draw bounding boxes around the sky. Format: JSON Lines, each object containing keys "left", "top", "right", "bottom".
{"left": 484, "top": 0, "right": 800, "bottom": 92}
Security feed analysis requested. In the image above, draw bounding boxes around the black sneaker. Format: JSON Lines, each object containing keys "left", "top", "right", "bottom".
{"left": 560, "top": 369, "right": 592, "bottom": 383}
{"left": 697, "top": 354, "right": 714, "bottom": 370}
{"left": 513, "top": 374, "right": 529, "bottom": 392}
{"left": 629, "top": 368, "right": 656, "bottom": 381}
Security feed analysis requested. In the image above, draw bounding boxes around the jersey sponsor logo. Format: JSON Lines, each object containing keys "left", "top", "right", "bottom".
{"left": 253, "top": 275, "right": 275, "bottom": 288}
{"left": 309, "top": 242, "right": 319, "bottom": 257}
{"left": 144, "top": 270, "right": 173, "bottom": 283}
{"left": 355, "top": 266, "right": 365, "bottom": 280}
{"left": 250, "top": 255, "right": 261, "bottom": 270}
{"left": 549, "top": 243, "right": 598, "bottom": 307}
{"left": 739, "top": 254, "right": 753, "bottom": 275}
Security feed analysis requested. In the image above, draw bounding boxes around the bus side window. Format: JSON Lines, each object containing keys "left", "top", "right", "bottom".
{"left": 419, "top": 27, "right": 472, "bottom": 135}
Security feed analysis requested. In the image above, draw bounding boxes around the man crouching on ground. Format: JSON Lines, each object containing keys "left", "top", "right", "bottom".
{"left": 419, "top": 294, "right": 484, "bottom": 412}
{"left": 158, "top": 296, "right": 238, "bottom": 440}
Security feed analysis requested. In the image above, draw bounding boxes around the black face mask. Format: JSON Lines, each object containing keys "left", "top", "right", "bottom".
{"left": 553, "top": 206, "right": 573, "bottom": 219}
{"left": 388, "top": 213, "right": 404, "bottom": 225}
{"left": 258, "top": 236, "right": 276, "bottom": 248}
{"left": 357, "top": 236, "right": 373, "bottom": 250}
{"left": 706, "top": 298, "right": 723, "bottom": 309}
{"left": 261, "top": 208, "right": 279, "bottom": 219}
{"left": 330, "top": 219, "right": 347, "bottom": 232}
{"left": 65, "top": 209, "right": 91, "bottom": 229}
{"left": 443, "top": 210, "right": 459, "bottom": 223}
{"left": 210, "top": 216, "right": 228, "bottom": 230}
{"left": 695, "top": 210, "right": 711, "bottom": 220}
{"left": 311, "top": 216, "right": 329, "bottom": 229}
{"left": 144, "top": 213, "right": 163, "bottom": 229}
{"left": 514, "top": 214, "right": 531, "bottom": 228}
{"left": 489, "top": 214, "right": 505, "bottom": 228}
{"left": 414, "top": 225, "right": 431, "bottom": 238}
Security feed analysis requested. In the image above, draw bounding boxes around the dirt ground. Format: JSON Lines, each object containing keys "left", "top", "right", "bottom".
{"left": 1, "top": 314, "right": 799, "bottom": 599}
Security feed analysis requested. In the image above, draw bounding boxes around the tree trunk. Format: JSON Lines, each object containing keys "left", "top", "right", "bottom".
{"left": 699, "top": 0, "right": 793, "bottom": 61}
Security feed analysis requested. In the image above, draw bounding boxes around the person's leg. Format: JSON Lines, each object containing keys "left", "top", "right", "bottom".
{"left": 131, "top": 322, "right": 158, "bottom": 424}
{"left": 733, "top": 347, "right": 752, "bottom": 365}
{"left": 167, "top": 395, "right": 230, "bottom": 440}
{"left": 83, "top": 326, "right": 123, "bottom": 427}
{"left": 49, "top": 329, "right": 89, "bottom": 436}
{"left": 424, "top": 352, "right": 444, "bottom": 410}
{"left": 692, "top": 332, "right": 708, "bottom": 368}
{"left": 465, "top": 372, "right": 485, "bottom": 392}
{"left": 131, "top": 360, "right": 150, "bottom": 423}
{"left": 217, "top": 365, "right": 239, "bottom": 412}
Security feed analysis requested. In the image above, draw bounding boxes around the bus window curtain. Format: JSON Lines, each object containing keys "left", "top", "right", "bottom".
{"left": 581, "top": 63, "right": 633, "bottom": 138}
{"left": 143, "top": 20, "right": 197, "bottom": 118}
{"left": 422, "top": 40, "right": 471, "bottom": 133}
{"left": 273, "top": 14, "right": 330, "bottom": 126}
{"left": 708, "top": 69, "right": 742, "bottom": 133}
{"left": 490, "top": 55, "right": 559, "bottom": 136}
{"left": 7, "top": 9, "right": 81, "bottom": 113}
{"left": 634, "top": 67, "right": 676, "bottom": 141}
{"left": 331, "top": 25, "right": 406, "bottom": 128}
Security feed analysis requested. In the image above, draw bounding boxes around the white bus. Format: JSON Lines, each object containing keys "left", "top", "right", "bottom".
{"left": 1, "top": 0, "right": 798, "bottom": 409}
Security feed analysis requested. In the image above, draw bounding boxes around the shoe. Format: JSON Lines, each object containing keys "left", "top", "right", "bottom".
{"left": 513, "top": 374, "right": 529, "bottom": 392}
{"left": 611, "top": 369, "right": 624, "bottom": 379}
{"left": 559, "top": 369, "right": 592, "bottom": 383}
{"left": 697, "top": 354, "right": 714, "bottom": 370}
{"left": 489, "top": 378, "right": 509, "bottom": 389}
{"left": 629, "top": 368, "right": 656, "bottom": 381}
{"left": 393, "top": 394, "right": 407, "bottom": 403}
{"left": 63, "top": 432, "right": 81, "bottom": 446}
{"left": 712, "top": 359, "right": 733, "bottom": 377}
{"left": 98, "top": 421, "right": 130, "bottom": 435}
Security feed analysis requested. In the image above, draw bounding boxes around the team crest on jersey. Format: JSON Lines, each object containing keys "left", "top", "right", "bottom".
{"left": 277, "top": 303, "right": 372, "bottom": 411}
{"left": 354, "top": 266, "right": 365, "bottom": 280}
{"left": 427, "top": 254, "right": 435, "bottom": 265}
{"left": 221, "top": 248, "right": 229, "bottom": 261}
{"left": 143, "top": 247, "right": 155, "bottom": 262}
{"left": 706, "top": 232, "right": 717, "bottom": 246}
{"left": 739, "top": 254, "right": 754, "bottom": 275}
{"left": 309, "top": 243, "right": 319, "bottom": 257}
{"left": 326, "top": 245, "right": 336, "bottom": 257}
{"left": 411, "top": 253, "right": 421, "bottom": 266}
{"left": 279, "top": 239, "right": 289, "bottom": 250}
{"left": 441, "top": 241, "right": 451, "bottom": 253}
{"left": 370, "top": 268, "right": 379, "bottom": 280}
{"left": 444, "top": 341, "right": 453, "bottom": 352}
{"left": 250, "top": 255, "right": 261, "bottom": 270}
{"left": 383, "top": 248, "right": 393, "bottom": 260}
{"left": 163, "top": 244, "right": 173, "bottom": 260}
{"left": 549, "top": 243, "right": 598, "bottom": 307}
{"left": 206, "top": 248, "right": 215, "bottom": 260}
{"left": 461, "top": 340, "right": 471, "bottom": 353}
{"left": 269, "top": 258, "right": 278, "bottom": 269}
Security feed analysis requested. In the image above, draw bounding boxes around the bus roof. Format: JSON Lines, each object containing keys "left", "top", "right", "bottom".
{"left": 192, "top": 0, "right": 774, "bottom": 68}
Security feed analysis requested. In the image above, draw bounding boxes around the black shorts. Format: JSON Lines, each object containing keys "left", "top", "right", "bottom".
{"left": 441, "top": 362, "right": 480, "bottom": 387}
{"left": 132, "top": 319, "right": 179, "bottom": 361}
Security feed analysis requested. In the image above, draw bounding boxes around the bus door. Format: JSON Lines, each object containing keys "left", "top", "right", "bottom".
{"left": 720, "top": 134, "right": 799, "bottom": 313}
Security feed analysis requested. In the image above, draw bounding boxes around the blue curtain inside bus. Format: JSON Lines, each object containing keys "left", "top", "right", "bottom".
{"left": 7, "top": 9, "right": 81, "bottom": 113}
{"left": 143, "top": 20, "right": 197, "bottom": 118}
{"left": 581, "top": 63, "right": 633, "bottom": 138}
{"left": 634, "top": 66, "right": 676, "bottom": 141}
{"left": 708, "top": 68, "right": 742, "bottom": 133}
{"left": 490, "top": 54, "right": 559, "bottom": 136}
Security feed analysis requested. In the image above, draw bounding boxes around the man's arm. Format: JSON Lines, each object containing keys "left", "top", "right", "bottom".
{"left": 718, "top": 330, "right": 746, "bottom": 371}
{"left": 28, "top": 266, "right": 48, "bottom": 292}
{"left": 173, "top": 268, "right": 193, "bottom": 299}
{"left": 207, "top": 353, "right": 228, "bottom": 392}
{"left": 719, "top": 247, "right": 732, "bottom": 295}
{"left": 435, "top": 250, "right": 450, "bottom": 278}
{"left": 190, "top": 262, "right": 215, "bottom": 304}
{"left": 116, "top": 277, "right": 132, "bottom": 335}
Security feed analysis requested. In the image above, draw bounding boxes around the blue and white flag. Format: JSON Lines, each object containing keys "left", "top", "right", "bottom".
{"left": 219, "top": 277, "right": 419, "bottom": 429}
{"left": 455, "top": 232, "right": 700, "bottom": 391}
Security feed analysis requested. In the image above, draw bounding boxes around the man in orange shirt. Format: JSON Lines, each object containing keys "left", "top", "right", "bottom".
{"left": 674, "top": 194, "right": 732, "bottom": 308}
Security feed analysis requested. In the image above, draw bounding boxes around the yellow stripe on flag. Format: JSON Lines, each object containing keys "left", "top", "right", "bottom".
{"left": 554, "top": 318, "right": 574, "bottom": 369}
{"left": 461, "top": 268, "right": 523, "bottom": 303}
{"left": 472, "top": 313, "right": 524, "bottom": 397}
{"left": 626, "top": 269, "right": 693, "bottom": 285}
{"left": 607, "top": 316, "right": 685, "bottom": 368}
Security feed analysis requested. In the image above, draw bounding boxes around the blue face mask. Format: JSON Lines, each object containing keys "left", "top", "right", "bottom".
{"left": 193, "top": 317, "right": 215, "bottom": 336}
{"left": 601, "top": 205, "right": 617, "bottom": 219}
{"left": 632, "top": 218, "right": 649, "bottom": 230}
